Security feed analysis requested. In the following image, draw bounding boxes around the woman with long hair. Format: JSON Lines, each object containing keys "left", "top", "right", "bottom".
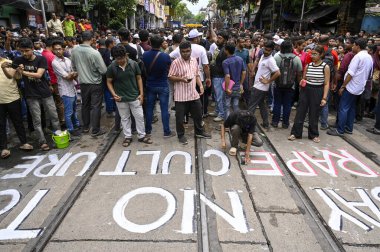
{"left": 288, "top": 45, "right": 330, "bottom": 143}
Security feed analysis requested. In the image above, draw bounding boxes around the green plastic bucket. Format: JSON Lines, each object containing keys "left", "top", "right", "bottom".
{"left": 52, "top": 132, "right": 70, "bottom": 149}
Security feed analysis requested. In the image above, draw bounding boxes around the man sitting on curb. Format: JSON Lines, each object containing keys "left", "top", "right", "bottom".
{"left": 221, "top": 110, "right": 263, "bottom": 164}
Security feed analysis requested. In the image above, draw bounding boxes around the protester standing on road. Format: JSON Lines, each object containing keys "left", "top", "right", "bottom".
{"left": 168, "top": 41, "right": 211, "bottom": 145}
{"left": 71, "top": 31, "right": 107, "bottom": 137}
{"left": 13, "top": 38, "right": 61, "bottom": 151}
{"left": 289, "top": 45, "right": 330, "bottom": 143}
{"left": 107, "top": 45, "right": 152, "bottom": 147}
{"left": 52, "top": 40, "right": 81, "bottom": 136}
{"left": 47, "top": 13, "right": 64, "bottom": 35}
{"left": 42, "top": 38, "right": 65, "bottom": 127}
{"left": 248, "top": 40, "right": 280, "bottom": 129}
{"left": 327, "top": 38, "right": 373, "bottom": 137}
{"left": 143, "top": 35, "right": 175, "bottom": 138}
{"left": 222, "top": 42, "right": 246, "bottom": 119}
{"left": 62, "top": 14, "right": 76, "bottom": 37}
{"left": 0, "top": 54, "right": 33, "bottom": 158}
{"left": 209, "top": 31, "right": 229, "bottom": 122}
{"left": 273, "top": 40, "right": 302, "bottom": 129}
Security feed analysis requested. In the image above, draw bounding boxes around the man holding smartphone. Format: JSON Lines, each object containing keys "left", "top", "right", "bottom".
{"left": 169, "top": 41, "right": 211, "bottom": 145}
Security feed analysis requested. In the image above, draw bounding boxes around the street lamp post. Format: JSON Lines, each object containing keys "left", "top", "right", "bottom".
{"left": 299, "top": 0, "right": 306, "bottom": 34}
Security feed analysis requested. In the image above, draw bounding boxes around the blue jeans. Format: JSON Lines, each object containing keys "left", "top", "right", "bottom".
{"left": 62, "top": 95, "right": 80, "bottom": 132}
{"left": 146, "top": 86, "right": 171, "bottom": 135}
{"left": 272, "top": 88, "right": 294, "bottom": 126}
{"left": 225, "top": 92, "right": 240, "bottom": 119}
{"left": 337, "top": 90, "right": 357, "bottom": 134}
{"left": 320, "top": 91, "right": 331, "bottom": 127}
{"left": 212, "top": 77, "right": 225, "bottom": 118}
{"left": 103, "top": 80, "right": 116, "bottom": 113}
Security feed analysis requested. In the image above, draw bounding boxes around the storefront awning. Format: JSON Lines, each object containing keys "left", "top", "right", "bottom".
{"left": 282, "top": 5, "right": 339, "bottom": 23}
{"left": 1, "top": 0, "right": 32, "bottom": 10}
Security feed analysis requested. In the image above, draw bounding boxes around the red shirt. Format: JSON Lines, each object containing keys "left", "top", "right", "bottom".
{"left": 305, "top": 45, "right": 339, "bottom": 66}
{"left": 293, "top": 49, "right": 306, "bottom": 70}
{"left": 42, "top": 49, "right": 58, "bottom": 85}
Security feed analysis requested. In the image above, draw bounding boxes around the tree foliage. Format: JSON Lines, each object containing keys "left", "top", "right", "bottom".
{"left": 89, "top": 0, "right": 137, "bottom": 20}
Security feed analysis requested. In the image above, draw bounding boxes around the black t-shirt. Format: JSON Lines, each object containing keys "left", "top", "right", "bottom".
{"left": 224, "top": 111, "right": 257, "bottom": 135}
{"left": 120, "top": 43, "right": 137, "bottom": 61}
{"left": 13, "top": 55, "right": 51, "bottom": 99}
{"left": 211, "top": 46, "right": 227, "bottom": 78}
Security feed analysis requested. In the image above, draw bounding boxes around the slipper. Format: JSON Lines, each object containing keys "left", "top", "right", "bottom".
{"left": 312, "top": 137, "right": 320, "bottom": 143}
{"left": 40, "top": 143, "right": 50, "bottom": 151}
{"left": 138, "top": 136, "right": 153, "bottom": 144}
{"left": 19, "top": 143, "right": 34, "bottom": 151}
{"left": 288, "top": 135, "right": 296, "bottom": 141}
{"left": 122, "top": 138, "right": 132, "bottom": 147}
{"left": 1, "top": 149, "right": 10, "bottom": 159}
{"left": 229, "top": 147, "right": 237, "bottom": 156}
{"left": 366, "top": 128, "right": 380, "bottom": 135}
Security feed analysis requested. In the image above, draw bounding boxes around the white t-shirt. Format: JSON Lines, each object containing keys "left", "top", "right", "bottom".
{"left": 345, "top": 50, "right": 373, "bottom": 95}
{"left": 170, "top": 43, "right": 209, "bottom": 81}
{"left": 253, "top": 55, "right": 279, "bottom": 91}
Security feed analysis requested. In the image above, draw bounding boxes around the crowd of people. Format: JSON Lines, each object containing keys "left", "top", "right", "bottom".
{"left": 1, "top": 14, "right": 380, "bottom": 163}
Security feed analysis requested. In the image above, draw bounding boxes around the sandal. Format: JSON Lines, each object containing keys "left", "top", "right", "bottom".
{"left": 40, "top": 143, "right": 50, "bottom": 151}
{"left": 1, "top": 149, "right": 10, "bottom": 159}
{"left": 288, "top": 135, "right": 296, "bottom": 141}
{"left": 122, "top": 138, "right": 132, "bottom": 147}
{"left": 138, "top": 136, "right": 153, "bottom": 144}
{"left": 312, "top": 137, "right": 320, "bottom": 143}
{"left": 19, "top": 143, "right": 33, "bottom": 151}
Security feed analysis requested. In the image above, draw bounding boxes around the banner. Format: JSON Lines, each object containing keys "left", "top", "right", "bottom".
{"left": 164, "top": 6, "right": 169, "bottom": 16}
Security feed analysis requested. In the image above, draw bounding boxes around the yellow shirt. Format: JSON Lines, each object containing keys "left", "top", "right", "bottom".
{"left": 0, "top": 59, "right": 20, "bottom": 104}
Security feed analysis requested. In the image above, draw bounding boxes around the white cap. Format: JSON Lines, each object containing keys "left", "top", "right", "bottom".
{"left": 273, "top": 34, "right": 280, "bottom": 41}
{"left": 174, "top": 29, "right": 179, "bottom": 33}
{"left": 167, "top": 35, "right": 173, "bottom": 40}
{"left": 164, "top": 36, "right": 168, "bottom": 40}
{"left": 188, "top": 29, "right": 203, "bottom": 39}
{"left": 133, "top": 34, "right": 139, "bottom": 39}
{"left": 275, "top": 38, "right": 284, "bottom": 45}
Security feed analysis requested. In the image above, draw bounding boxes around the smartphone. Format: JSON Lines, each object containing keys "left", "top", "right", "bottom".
{"left": 11, "top": 63, "right": 19, "bottom": 69}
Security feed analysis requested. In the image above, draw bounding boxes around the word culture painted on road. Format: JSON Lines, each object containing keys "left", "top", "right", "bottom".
{"left": 0, "top": 148, "right": 379, "bottom": 241}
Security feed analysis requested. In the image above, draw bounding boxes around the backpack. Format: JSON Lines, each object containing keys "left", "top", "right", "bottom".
{"left": 275, "top": 55, "right": 296, "bottom": 89}
{"left": 323, "top": 48, "right": 335, "bottom": 80}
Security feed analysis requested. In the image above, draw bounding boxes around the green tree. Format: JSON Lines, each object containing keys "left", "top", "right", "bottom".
{"left": 89, "top": 0, "right": 137, "bottom": 23}
{"left": 173, "top": 2, "right": 194, "bottom": 23}
{"left": 194, "top": 13, "right": 206, "bottom": 24}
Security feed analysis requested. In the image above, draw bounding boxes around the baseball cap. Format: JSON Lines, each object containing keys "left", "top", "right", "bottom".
{"left": 275, "top": 38, "right": 284, "bottom": 45}
{"left": 188, "top": 29, "right": 203, "bottom": 39}
{"left": 133, "top": 34, "right": 139, "bottom": 39}
{"left": 273, "top": 35, "right": 280, "bottom": 41}
{"left": 167, "top": 35, "right": 173, "bottom": 40}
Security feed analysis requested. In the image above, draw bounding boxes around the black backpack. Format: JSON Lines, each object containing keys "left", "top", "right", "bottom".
{"left": 275, "top": 55, "right": 296, "bottom": 89}
{"left": 323, "top": 48, "right": 335, "bottom": 80}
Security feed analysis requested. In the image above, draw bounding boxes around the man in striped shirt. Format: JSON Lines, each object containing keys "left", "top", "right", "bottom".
{"left": 168, "top": 41, "right": 211, "bottom": 145}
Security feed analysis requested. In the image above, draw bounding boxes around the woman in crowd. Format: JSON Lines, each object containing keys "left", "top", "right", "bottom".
{"left": 288, "top": 45, "right": 330, "bottom": 143}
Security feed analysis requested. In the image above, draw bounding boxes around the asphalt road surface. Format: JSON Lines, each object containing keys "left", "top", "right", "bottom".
{"left": 1, "top": 108, "right": 380, "bottom": 252}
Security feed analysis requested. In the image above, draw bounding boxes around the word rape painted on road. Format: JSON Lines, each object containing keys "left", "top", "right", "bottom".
{"left": 0, "top": 148, "right": 379, "bottom": 241}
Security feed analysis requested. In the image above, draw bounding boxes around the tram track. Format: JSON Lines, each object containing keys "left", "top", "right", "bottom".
{"left": 22, "top": 128, "right": 120, "bottom": 252}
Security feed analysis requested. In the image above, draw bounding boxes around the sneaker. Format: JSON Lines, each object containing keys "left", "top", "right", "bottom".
{"left": 270, "top": 122, "right": 278, "bottom": 128}
{"left": 208, "top": 112, "right": 218, "bottom": 117}
{"left": 82, "top": 128, "right": 90, "bottom": 133}
{"left": 179, "top": 136, "right": 188, "bottom": 145}
{"left": 344, "top": 128, "right": 353, "bottom": 134}
{"left": 282, "top": 124, "right": 289, "bottom": 129}
{"left": 70, "top": 129, "right": 81, "bottom": 137}
{"left": 320, "top": 125, "right": 329, "bottom": 130}
{"left": 164, "top": 131, "right": 176, "bottom": 138}
{"left": 213, "top": 116, "right": 224, "bottom": 122}
{"left": 91, "top": 128, "right": 107, "bottom": 137}
{"left": 196, "top": 132, "right": 211, "bottom": 139}
{"left": 326, "top": 128, "right": 344, "bottom": 136}
{"left": 260, "top": 123, "right": 269, "bottom": 129}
